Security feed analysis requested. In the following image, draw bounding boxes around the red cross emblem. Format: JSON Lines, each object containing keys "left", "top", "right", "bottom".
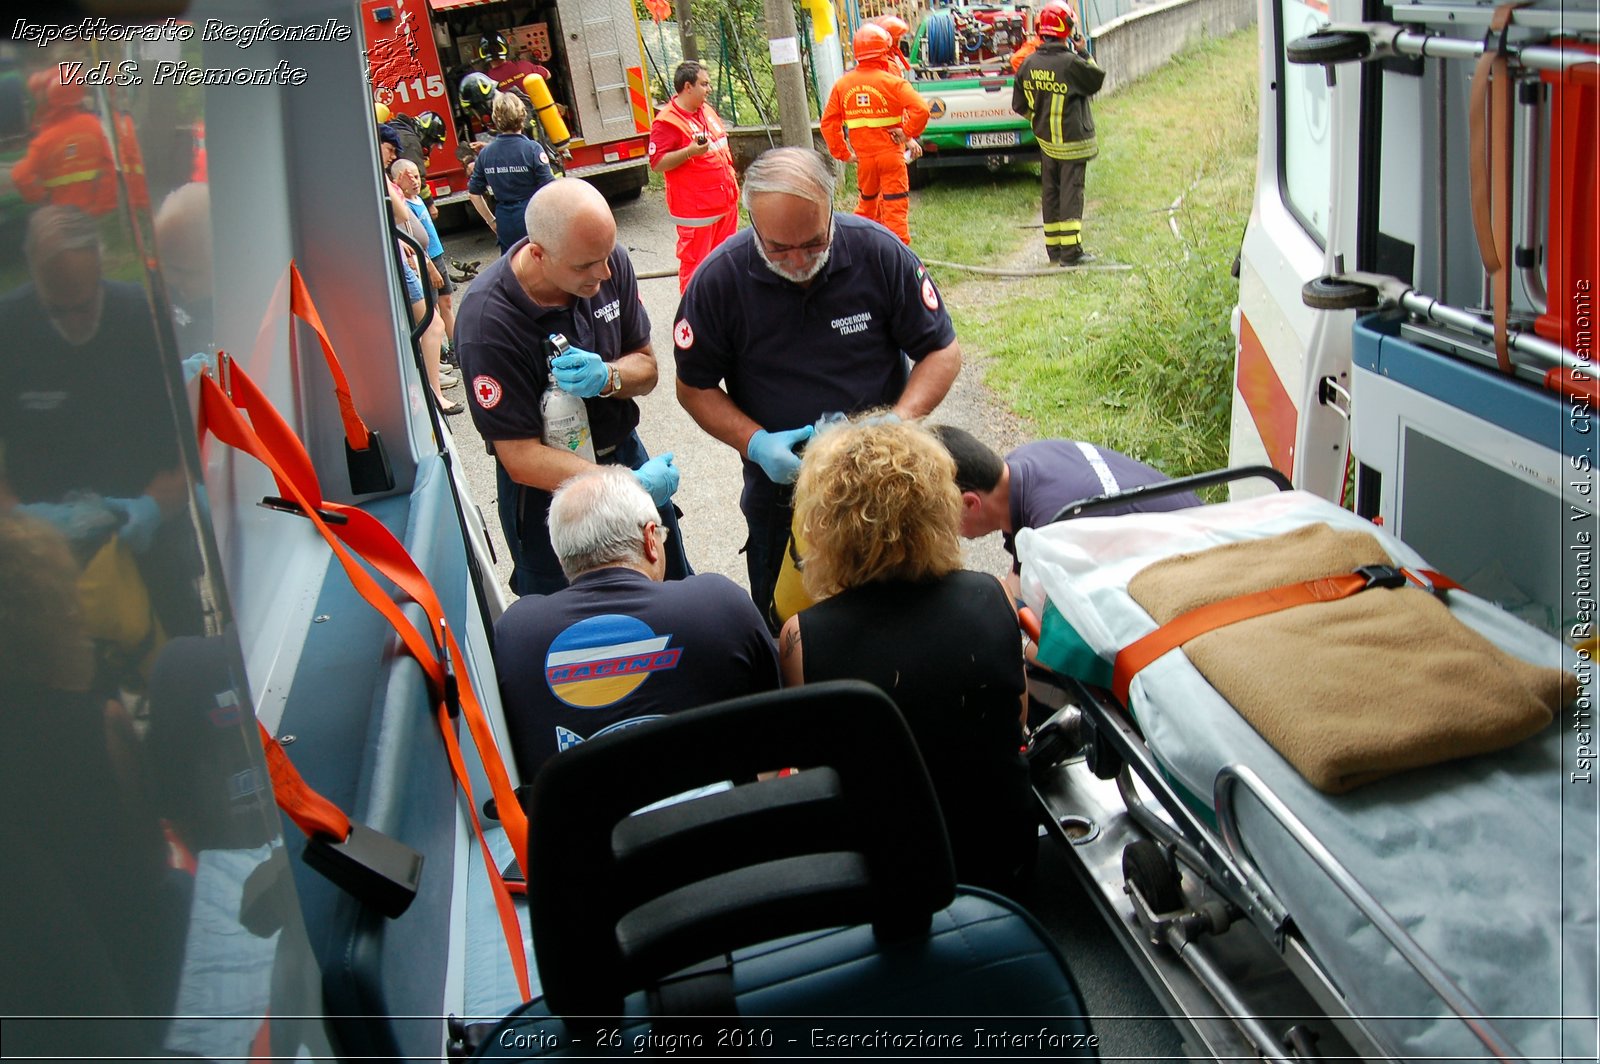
{"left": 673, "top": 319, "right": 694, "bottom": 349}
{"left": 473, "top": 375, "right": 503, "bottom": 409}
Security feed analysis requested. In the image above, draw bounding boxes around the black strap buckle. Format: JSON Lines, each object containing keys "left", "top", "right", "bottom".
{"left": 346, "top": 430, "right": 395, "bottom": 496}
{"left": 303, "top": 821, "right": 424, "bottom": 919}
{"left": 259, "top": 495, "right": 349, "bottom": 524}
{"left": 1355, "top": 564, "right": 1407, "bottom": 590}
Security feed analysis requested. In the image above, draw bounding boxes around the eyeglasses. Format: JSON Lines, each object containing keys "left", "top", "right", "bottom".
{"left": 749, "top": 220, "right": 832, "bottom": 257}
{"left": 644, "top": 520, "right": 671, "bottom": 543}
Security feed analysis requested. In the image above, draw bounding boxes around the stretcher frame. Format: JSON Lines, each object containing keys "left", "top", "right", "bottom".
{"left": 1024, "top": 466, "right": 1524, "bottom": 1063}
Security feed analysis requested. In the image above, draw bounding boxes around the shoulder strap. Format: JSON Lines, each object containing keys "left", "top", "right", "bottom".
{"left": 1468, "top": 2, "right": 1529, "bottom": 373}
{"left": 200, "top": 352, "right": 532, "bottom": 998}
{"left": 1111, "top": 564, "right": 1460, "bottom": 705}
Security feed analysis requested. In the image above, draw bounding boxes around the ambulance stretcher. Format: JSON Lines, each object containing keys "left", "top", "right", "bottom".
{"left": 1016, "top": 475, "right": 1594, "bottom": 1063}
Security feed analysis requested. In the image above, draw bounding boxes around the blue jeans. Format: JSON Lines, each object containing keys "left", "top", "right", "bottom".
{"left": 496, "top": 430, "right": 690, "bottom": 597}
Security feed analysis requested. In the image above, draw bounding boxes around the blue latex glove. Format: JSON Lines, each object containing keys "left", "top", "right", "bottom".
{"left": 551, "top": 345, "right": 610, "bottom": 398}
{"left": 633, "top": 452, "right": 680, "bottom": 506}
{"left": 747, "top": 425, "right": 814, "bottom": 485}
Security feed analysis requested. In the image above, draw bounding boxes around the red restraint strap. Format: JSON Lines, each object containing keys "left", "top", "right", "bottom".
{"left": 1111, "top": 566, "right": 1460, "bottom": 706}
{"left": 258, "top": 720, "right": 352, "bottom": 841}
{"left": 1467, "top": 2, "right": 1529, "bottom": 373}
{"left": 200, "top": 355, "right": 532, "bottom": 999}
{"left": 287, "top": 261, "right": 377, "bottom": 451}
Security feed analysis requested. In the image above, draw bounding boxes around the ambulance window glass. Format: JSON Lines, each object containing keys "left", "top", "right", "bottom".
{"left": 1277, "top": 0, "right": 1332, "bottom": 244}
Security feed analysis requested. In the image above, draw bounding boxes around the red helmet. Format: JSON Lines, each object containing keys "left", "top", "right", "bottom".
{"left": 870, "top": 14, "right": 910, "bottom": 44}
{"left": 852, "top": 22, "right": 894, "bottom": 65}
{"left": 1036, "top": 1, "right": 1075, "bottom": 39}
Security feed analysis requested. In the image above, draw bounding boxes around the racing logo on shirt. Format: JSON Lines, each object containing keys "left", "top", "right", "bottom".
{"left": 674, "top": 319, "right": 694, "bottom": 349}
{"left": 473, "top": 375, "right": 503, "bottom": 409}
{"left": 554, "top": 715, "right": 664, "bottom": 755}
{"left": 544, "top": 614, "right": 682, "bottom": 708}
{"left": 921, "top": 276, "right": 940, "bottom": 311}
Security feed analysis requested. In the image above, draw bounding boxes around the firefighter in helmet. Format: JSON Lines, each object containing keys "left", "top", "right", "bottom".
{"left": 480, "top": 33, "right": 552, "bottom": 91}
{"left": 869, "top": 14, "right": 913, "bottom": 74}
{"left": 820, "top": 23, "right": 931, "bottom": 245}
{"left": 1012, "top": 1, "right": 1103, "bottom": 265}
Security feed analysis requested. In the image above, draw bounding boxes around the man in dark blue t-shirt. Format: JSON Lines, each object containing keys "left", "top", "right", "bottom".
{"left": 494, "top": 467, "right": 779, "bottom": 778}
{"left": 929, "top": 425, "right": 1202, "bottom": 576}
{"left": 674, "top": 147, "right": 962, "bottom": 627}
{"left": 457, "top": 179, "right": 687, "bottom": 596}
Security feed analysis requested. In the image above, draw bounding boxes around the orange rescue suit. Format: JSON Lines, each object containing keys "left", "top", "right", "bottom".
{"left": 13, "top": 109, "right": 121, "bottom": 216}
{"left": 821, "top": 60, "right": 930, "bottom": 244}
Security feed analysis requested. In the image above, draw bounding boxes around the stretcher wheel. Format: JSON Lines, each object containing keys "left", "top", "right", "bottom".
{"left": 1286, "top": 30, "right": 1370, "bottom": 66}
{"left": 1122, "top": 839, "right": 1184, "bottom": 914}
{"left": 1301, "top": 275, "right": 1381, "bottom": 311}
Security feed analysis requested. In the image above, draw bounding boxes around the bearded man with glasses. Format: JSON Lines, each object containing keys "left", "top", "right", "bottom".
{"left": 672, "top": 147, "right": 962, "bottom": 630}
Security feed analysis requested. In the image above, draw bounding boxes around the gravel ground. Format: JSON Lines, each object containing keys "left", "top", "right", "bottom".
{"left": 441, "top": 183, "right": 1025, "bottom": 595}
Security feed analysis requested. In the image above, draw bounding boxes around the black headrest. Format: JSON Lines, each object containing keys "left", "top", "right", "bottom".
{"left": 526, "top": 680, "right": 957, "bottom": 1018}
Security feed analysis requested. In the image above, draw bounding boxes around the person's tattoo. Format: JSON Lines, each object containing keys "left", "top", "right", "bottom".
{"left": 781, "top": 627, "right": 801, "bottom": 658}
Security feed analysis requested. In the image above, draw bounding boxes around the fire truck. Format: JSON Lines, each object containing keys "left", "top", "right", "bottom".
{"left": 360, "top": 0, "right": 654, "bottom": 210}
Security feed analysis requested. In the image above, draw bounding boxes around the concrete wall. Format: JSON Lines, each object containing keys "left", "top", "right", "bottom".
{"left": 1093, "top": 0, "right": 1258, "bottom": 98}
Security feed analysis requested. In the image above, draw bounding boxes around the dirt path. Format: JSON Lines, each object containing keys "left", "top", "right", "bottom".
{"left": 442, "top": 186, "right": 1030, "bottom": 594}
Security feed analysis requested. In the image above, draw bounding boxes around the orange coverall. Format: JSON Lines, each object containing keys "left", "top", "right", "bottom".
{"left": 821, "top": 59, "right": 930, "bottom": 245}
{"left": 13, "top": 109, "right": 120, "bottom": 216}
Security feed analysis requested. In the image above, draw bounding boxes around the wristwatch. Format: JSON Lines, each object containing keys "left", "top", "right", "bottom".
{"left": 599, "top": 364, "right": 622, "bottom": 398}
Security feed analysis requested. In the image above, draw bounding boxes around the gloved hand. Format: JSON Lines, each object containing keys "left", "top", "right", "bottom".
{"left": 633, "top": 453, "right": 680, "bottom": 506}
{"left": 747, "top": 425, "right": 814, "bottom": 485}
{"left": 551, "top": 345, "right": 610, "bottom": 398}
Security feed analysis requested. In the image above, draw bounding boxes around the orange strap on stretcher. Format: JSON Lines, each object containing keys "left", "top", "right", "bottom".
{"left": 1111, "top": 564, "right": 1460, "bottom": 706}
{"left": 1468, "top": 1, "right": 1529, "bottom": 373}
{"left": 200, "top": 318, "right": 531, "bottom": 994}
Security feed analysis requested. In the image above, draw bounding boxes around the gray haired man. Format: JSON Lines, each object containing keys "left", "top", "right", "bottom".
{"left": 492, "top": 466, "right": 779, "bottom": 777}
{"left": 672, "top": 146, "right": 962, "bottom": 628}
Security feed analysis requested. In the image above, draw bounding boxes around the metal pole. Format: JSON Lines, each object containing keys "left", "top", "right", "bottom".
{"left": 764, "top": 0, "right": 813, "bottom": 148}
{"left": 678, "top": 0, "right": 699, "bottom": 62}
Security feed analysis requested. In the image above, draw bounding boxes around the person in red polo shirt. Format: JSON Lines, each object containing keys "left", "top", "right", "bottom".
{"left": 648, "top": 61, "right": 739, "bottom": 292}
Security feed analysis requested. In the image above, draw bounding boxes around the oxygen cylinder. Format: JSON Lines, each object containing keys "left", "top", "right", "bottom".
{"left": 521, "top": 74, "right": 571, "bottom": 150}
{"left": 540, "top": 334, "right": 595, "bottom": 462}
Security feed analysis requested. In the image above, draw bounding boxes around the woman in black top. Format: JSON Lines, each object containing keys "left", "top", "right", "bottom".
{"left": 778, "top": 418, "right": 1036, "bottom": 894}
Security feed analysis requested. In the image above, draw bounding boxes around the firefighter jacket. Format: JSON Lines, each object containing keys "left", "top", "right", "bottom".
{"left": 821, "top": 59, "right": 930, "bottom": 161}
{"left": 651, "top": 102, "right": 738, "bottom": 223}
{"left": 13, "top": 109, "right": 119, "bottom": 216}
{"left": 1012, "top": 41, "right": 1105, "bottom": 161}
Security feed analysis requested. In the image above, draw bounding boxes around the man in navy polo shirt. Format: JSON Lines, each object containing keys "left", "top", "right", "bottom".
{"left": 929, "top": 425, "right": 1203, "bottom": 578}
{"left": 495, "top": 467, "right": 778, "bottom": 778}
{"left": 457, "top": 178, "right": 688, "bottom": 596}
{"left": 673, "top": 147, "right": 962, "bottom": 626}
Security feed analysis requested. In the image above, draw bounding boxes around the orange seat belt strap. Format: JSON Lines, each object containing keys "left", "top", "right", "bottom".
{"left": 288, "top": 261, "right": 375, "bottom": 450}
{"left": 1111, "top": 564, "right": 1459, "bottom": 705}
{"left": 199, "top": 356, "right": 531, "bottom": 998}
{"left": 258, "top": 719, "right": 351, "bottom": 841}
{"left": 1467, "top": 2, "right": 1528, "bottom": 373}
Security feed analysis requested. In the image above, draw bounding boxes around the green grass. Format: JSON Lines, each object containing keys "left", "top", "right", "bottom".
{"left": 908, "top": 29, "right": 1260, "bottom": 477}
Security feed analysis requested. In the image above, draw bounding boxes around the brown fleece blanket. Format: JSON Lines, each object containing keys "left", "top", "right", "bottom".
{"left": 1126, "top": 523, "right": 1574, "bottom": 793}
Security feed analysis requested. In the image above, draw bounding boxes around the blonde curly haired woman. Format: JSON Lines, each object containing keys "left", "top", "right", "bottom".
{"left": 777, "top": 417, "right": 1036, "bottom": 895}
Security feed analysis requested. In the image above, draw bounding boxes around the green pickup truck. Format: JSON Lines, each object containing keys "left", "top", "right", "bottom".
{"left": 905, "top": 6, "right": 1039, "bottom": 186}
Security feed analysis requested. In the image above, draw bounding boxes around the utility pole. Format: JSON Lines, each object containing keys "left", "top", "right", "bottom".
{"left": 763, "top": 0, "right": 812, "bottom": 148}
{"left": 677, "top": 0, "right": 698, "bottom": 61}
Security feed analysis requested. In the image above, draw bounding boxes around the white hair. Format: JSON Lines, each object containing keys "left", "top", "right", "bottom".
{"left": 740, "top": 146, "right": 836, "bottom": 214}
{"left": 389, "top": 158, "right": 420, "bottom": 180}
{"left": 547, "top": 466, "right": 658, "bottom": 579}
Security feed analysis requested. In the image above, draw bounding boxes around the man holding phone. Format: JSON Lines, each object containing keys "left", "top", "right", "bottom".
{"left": 648, "top": 61, "right": 739, "bottom": 292}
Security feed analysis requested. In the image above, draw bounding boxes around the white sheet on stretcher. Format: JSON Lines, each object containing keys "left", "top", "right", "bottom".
{"left": 1017, "top": 491, "right": 1597, "bottom": 1062}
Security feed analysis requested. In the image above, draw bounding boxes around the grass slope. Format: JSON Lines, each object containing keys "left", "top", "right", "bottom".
{"left": 913, "top": 28, "right": 1260, "bottom": 477}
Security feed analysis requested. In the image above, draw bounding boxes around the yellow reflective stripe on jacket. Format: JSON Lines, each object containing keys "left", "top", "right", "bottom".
{"left": 1040, "top": 137, "right": 1097, "bottom": 160}
{"left": 843, "top": 115, "right": 904, "bottom": 129}
{"left": 42, "top": 170, "right": 101, "bottom": 188}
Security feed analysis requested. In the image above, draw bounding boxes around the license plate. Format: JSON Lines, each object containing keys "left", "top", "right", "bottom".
{"left": 967, "top": 131, "right": 1020, "bottom": 148}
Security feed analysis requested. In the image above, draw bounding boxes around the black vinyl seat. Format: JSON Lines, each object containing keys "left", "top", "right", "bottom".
{"left": 473, "top": 680, "right": 1096, "bottom": 1058}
